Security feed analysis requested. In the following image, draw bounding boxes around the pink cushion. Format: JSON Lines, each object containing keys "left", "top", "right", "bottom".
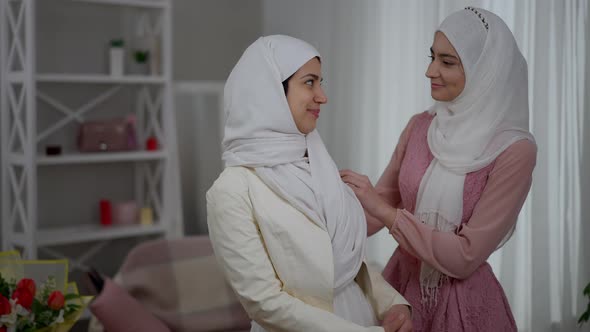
{"left": 90, "top": 278, "right": 171, "bottom": 332}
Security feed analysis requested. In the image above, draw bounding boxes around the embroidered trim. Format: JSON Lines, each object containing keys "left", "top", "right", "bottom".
{"left": 465, "top": 7, "right": 489, "bottom": 30}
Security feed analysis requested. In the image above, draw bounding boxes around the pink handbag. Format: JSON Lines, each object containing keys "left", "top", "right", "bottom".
{"left": 77, "top": 117, "right": 138, "bottom": 152}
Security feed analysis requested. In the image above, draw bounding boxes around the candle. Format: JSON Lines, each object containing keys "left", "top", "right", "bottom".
{"left": 140, "top": 207, "right": 153, "bottom": 225}
{"left": 99, "top": 200, "right": 112, "bottom": 226}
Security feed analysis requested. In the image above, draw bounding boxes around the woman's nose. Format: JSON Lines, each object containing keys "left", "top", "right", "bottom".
{"left": 425, "top": 61, "right": 439, "bottom": 79}
{"left": 315, "top": 86, "right": 328, "bottom": 104}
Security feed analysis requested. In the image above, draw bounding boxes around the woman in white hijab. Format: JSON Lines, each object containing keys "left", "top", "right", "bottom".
{"left": 341, "top": 8, "right": 536, "bottom": 332}
{"left": 207, "top": 35, "right": 412, "bottom": 332}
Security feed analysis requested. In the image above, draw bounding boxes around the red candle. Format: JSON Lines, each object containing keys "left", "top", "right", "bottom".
{"left": 146, "top": 136, "right": 158, "bottom": 151}
{"left": 100, "top": 200, "right": 112, "bottom": 226}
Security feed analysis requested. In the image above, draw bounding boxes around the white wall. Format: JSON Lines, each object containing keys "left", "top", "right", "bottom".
{"left": 175, "top": 86, "right": 224, "bottom": 235}
{"left": 173, "top": 0, "right": 262, "bottom": 81}
{"left": 172, "top": 0, "right": 262, "bottom": 234}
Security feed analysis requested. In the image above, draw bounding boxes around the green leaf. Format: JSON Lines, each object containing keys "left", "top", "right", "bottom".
{"left": 583, "top": 282, "right": 590, "bottom": 297}
{"left": 65, "top": 293, "right": 81, "bottom": 300}
{"left": 31, "top": 298, "right": 45, "bottom": 315}
{"left": 18, "top": 320, "right": 36, "bottom": 332}
{"left": 0, "top": 273, "right": 10, "bottom": 298}
{"left": 579, "top": 300, "right": 590, "bottom": 326}
{"left": 134, "top": 50, "right": 149, "bottom": 63}
{"left": 110, "top": 39, "right": 124, "bottom": 47}
{"left": 64, "top": 303, "right": 81, "bottom": 316}
{"left": 66, "top": 304, "right": 81, "bottom": 311}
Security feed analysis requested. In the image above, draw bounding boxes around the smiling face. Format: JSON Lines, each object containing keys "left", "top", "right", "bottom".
{"left": 285, "top": 57, "right": 327, "bottom": 134}
{"left": 425, "top": 31, "right": 466, "bottom": 102}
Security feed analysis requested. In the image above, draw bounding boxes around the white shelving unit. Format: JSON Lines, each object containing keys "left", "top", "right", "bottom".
{"left": 12, "top": 223, "right": 167, "bottom": 247}
{"left": 36, "top": 73, "right": 166, "bottom": 84}
{"left": 73, "top": 0, "right": 167, "bottom": 9}
{"left": 36, "top": 150, "right": 167, "bottom": 165}
{"left": 1, "top": 0, "right": 183, "bottom": 266}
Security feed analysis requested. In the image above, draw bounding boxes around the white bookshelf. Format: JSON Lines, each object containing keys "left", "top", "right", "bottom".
{"left": 72, "top": 0, "right": 168, "bottom": 9}
{"left": 12, "top": 223, "right": 166, "bottom": 247}
{"left": 36, "top": 73, "right": 166, "bottom": 84}
{"left": 1, "top": 0, "right": 183, "bottom": 266}
{"left": 36, "top": 150, "right": 167, "bottom": 165}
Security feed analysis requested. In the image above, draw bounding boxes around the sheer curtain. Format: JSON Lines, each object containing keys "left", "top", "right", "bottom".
{"left": 263, "top": 0, "right": 589, "bottom": 331}
{"left": 480, "top": 1, "right": 590, "bottom": 330}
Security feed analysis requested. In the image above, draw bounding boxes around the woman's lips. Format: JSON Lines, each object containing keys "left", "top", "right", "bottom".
{"left": 431, "top": 83, "right": 444, "bottom": 89}
{"left": 307, "top": 109, "right": 320, "bottom": 118}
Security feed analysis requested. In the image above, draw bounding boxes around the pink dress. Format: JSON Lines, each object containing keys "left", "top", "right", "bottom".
{"left": 370, "top": 112, "right": 536, "bottom": 331}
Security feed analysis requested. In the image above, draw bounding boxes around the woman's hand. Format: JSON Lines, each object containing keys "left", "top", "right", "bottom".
{"left": 339, "top": 169, "right": 397, "bottom": 224}
{"left": 382, "top": 304, "right": 412, "bottom": 332}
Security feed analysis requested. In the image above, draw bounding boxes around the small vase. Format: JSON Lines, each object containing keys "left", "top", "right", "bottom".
{"left": 112, "top": 201, "right": 139, "bottom": 225}
{"left": 129, "top": 61, "right": 149, "bottom": 76}
{"left": 109, "top": 48, "right": 124, "bottom": 76}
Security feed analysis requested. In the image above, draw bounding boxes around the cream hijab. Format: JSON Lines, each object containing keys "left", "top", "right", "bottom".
{"left": 222, "top": 35, "right": 367, "bottom": 292}
{"left": 416, "top": 8, "right": 535, "bottom": 298}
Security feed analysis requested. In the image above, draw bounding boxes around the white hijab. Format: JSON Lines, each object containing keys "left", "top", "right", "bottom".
{"left": 222, "top": 35, "right": 367, "bottom": 293}
{"left": 416, "top": 8, "right": 535, "bottom": 297}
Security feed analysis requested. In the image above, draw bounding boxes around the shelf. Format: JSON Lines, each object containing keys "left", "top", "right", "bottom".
{"left": 37, "top": 150, "right": 166, "bottom": 165}
{"left": 1, "top": 0, "right": 181, "bottom": 261}
{"left": 12, "top": 223, "right": 166, "bottom": 247}
{"left": 71, "top": 0, "right": 168, "bottom": 9}
{"left": 36, "top": 74, "right": 166, "bottom": 84}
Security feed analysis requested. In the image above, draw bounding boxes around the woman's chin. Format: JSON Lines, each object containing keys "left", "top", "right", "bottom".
{"left": 431, "top": 92, "right": 450, "bottom": 102}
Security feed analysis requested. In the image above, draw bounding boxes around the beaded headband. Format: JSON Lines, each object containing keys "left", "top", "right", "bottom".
{"left": 465, "top": 6, "right": 489, "bottom": 30}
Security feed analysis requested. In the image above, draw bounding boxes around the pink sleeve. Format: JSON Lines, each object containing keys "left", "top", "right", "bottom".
{"left": 365, "top": 114, "right": 421, "bottom": 236}
{"left": 366, "top": 115, "right": 419, "bottom": 236}
{"left": 390, "top": 139, "right": 537, "bottom": 279}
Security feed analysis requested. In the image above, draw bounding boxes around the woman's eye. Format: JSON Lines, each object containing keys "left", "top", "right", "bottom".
{"left": 443, "top": 61, "right": 455, "bottom": 66}
{"left": 305, "top": 80, "right": 314, "bottom": 86}
{"left": 428, "top": 55, "right": 434, "bottom": 62}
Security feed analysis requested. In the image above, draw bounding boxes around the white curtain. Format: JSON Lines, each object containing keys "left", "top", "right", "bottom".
{"left": 263, "top": 0, "right": 590, "bottom": 331}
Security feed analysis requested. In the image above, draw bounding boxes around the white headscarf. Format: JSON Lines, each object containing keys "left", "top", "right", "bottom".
{"left": 222, "top": 35, "right": 367, "bottom": 293}
{"left": 416, "top": 8, "right": 535, "bottom": 298}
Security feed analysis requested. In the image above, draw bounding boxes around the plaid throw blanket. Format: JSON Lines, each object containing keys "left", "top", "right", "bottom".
{"left": 88, "top": 236, "right": 251, "bottom": 332}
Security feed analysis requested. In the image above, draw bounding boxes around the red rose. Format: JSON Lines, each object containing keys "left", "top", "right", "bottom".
{"left": 0, "top": 295, "right": 11, "bottom": 315}
{"left": 0, "top": 326, "right": 6, "bottom": 332}
{"left": 47, "top": 291, "right": 65, "bottom": 310}
{"left": 16, "top": 278, "right": 36, "bottom": 296}
{"left": 11, "top": 288, "right": 33, "bottom": 309}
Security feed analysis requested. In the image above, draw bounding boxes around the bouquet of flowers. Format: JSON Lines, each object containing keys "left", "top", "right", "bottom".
{"left": 0, "top": 251, "right": 92, "bottom": 332}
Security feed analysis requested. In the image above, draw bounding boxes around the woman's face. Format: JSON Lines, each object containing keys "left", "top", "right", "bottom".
{"left": 286, "top": 57, "right": 327, "bottom": 134}
{"left": 426, "top": 31, "right": 466, "bottom": 102}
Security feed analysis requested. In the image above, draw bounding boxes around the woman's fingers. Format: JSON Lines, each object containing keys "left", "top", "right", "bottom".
{"left": 341, "top": 174, "right": 362, "bottom": 188}
{"left": 345, "top": 183, "right": 360, "bottom": 194}
{"left": 339, "top": 169, "right": 363, "bottom": 181}
{"left": 399, "top": 319, "right": 413, "bottom": 332}
{"left": 339, "top": 169, "right": 371, "bottom": 188}
{"left": 382, "top": 315, "right": 405, "bottom": 332}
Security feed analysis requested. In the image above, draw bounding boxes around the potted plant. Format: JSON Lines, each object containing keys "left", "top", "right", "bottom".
{"left": 132, "top": 49, "right": 150, "bottom": 75}
{"left": 580, "top": 282, "right": 590, "bottom": 325}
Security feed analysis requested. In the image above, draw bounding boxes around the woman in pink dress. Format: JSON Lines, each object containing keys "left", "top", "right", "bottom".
{"left": 340, "top": 8, "right": 536, "bottom": 332}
